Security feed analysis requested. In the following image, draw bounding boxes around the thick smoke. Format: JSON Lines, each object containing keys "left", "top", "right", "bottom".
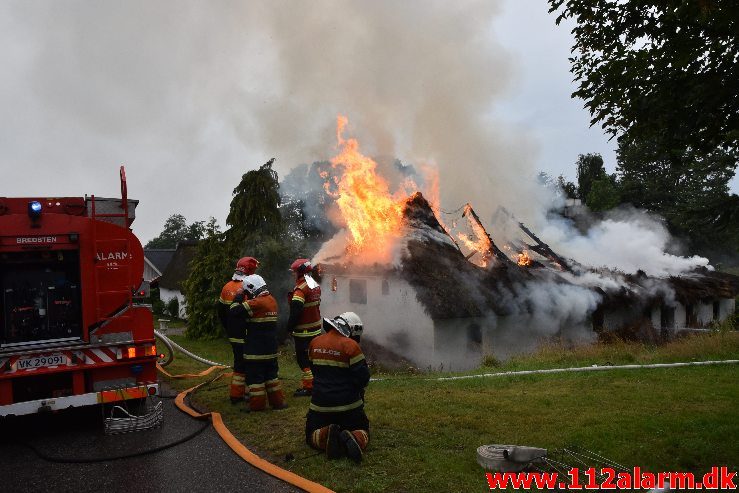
{"left": 0, "top": 1, "right": 536, "bottom": 242}
{"left": 540, "top": 207, "right": 711, "bottom": 277}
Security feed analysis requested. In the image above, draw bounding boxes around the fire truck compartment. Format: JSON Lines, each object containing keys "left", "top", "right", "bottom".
{"left": 1, "top": 250, "right": 83, "bottom": 347}
{"left": 12, "top": 371, "right": 75, "bottom": 402}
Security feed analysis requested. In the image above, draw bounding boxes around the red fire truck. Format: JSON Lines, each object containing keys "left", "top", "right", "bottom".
{"left": 0, "top": 167, "right": 158, "bottom": 417}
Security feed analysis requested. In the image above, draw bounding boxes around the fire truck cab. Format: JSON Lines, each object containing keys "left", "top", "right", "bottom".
{"left": 0, "top": 167, "right": 158, "bottom": 416}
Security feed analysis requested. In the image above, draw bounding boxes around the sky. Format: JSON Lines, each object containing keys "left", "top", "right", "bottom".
{"left": 0, "top": 1, "right": 735, "bottom": 244}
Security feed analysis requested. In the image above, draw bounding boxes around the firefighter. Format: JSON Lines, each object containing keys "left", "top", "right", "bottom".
{"left": 287, "top": 258, "right": 322, "bottom": 397}
{"left": 218, "top": 256, "right": 259, "bottom": 403}
{"left": 230, "top": 274, "right": 287, "bottom": 412}
{"left": 305, "top": 313, "right": 370, "bottom": 463}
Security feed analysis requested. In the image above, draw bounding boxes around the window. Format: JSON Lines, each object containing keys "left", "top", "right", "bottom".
{"left": 685, "top": 304, "right": 696, "bottom": 327}
{"left": 660, "top": 306, "right": 675, "bottom": 329}
{"left": 713, "top": 301, "right": 720, "bottom": 320}
{"left": 381, "top": 279, "right": 389, "bottom": 295}
{"left": 349, "top": 279, "right": 367, "bottom": 304}
{"left": 591, "top": 308, "right": 604, "bottom": 332}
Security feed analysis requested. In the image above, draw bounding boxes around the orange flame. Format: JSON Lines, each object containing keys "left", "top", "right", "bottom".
{"left": 327, "top": 116, "right": 411, "bottom": 261}
{"left": 517, "top": 250, "right": 533, "bottom": 267}
{"left": 455, "top": 204, "right": 493, "bottom": 267}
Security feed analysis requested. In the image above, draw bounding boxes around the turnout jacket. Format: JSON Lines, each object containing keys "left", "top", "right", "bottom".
{"left": 308, "top": 330, "right": 370, "bottom": 413}
{"left": 287, "top": 276, "right": 322, "bottom": 337}
{"left": 220, "top": 280, "right": 244, "bottom": 343}
{"left": 231, "top": 292, "right": 279, "bottom": 360}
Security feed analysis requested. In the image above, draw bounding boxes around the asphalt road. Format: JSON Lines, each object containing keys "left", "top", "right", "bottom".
{"left": 0, "top": 388, "right": 300, "bottom": 493}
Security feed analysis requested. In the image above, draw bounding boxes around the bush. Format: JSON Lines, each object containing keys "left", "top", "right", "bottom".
{"left": 151, "top": 297, "right": 165, "bottom": 316}
{"left": 166, "top": 297, "right": 180, "bottom": 319}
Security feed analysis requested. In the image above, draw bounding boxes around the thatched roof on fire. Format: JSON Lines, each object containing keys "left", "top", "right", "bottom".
{"left": 400, "top": 193, "right": 539, "bottom": 319}
{"left": 322, "top": 192, "right": 739, "bottom": 323}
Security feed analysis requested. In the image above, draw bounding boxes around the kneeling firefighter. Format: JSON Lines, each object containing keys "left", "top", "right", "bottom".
{"left": 230, "top": 274, "right": 287, "bottom": 412}
{"left": 305, "top": 312, "right": 369, "bottom": 463}
{"left": 219, "top": 256, "right": 259, "bottom": 403}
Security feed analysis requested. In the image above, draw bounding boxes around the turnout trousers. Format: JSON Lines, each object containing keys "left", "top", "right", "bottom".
{"left": 229, "top": 340, "right": 247, "bottom": 402}
{"left": 293, "top": 333, "right": 316, "bottom": 391}
{"left": 244, "top": 358, "right": 286, "bottom": 411}
{"left": 305, "top": 407, "right": 370, "bottom": 452}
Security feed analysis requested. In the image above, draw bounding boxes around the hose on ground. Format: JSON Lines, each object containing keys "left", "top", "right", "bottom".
{"left": 154, "top": 329, "right": 227, "bottom": 368}
{"left": 154, "top": 330, "right": 174, "bottom": 366}
{"left": 24, "top": 420, "right": 209, "bottom": 463}
{"left": 368, "top": 358, "right": 739, "bottom": 383}
{"left": 174, "top": 377, "right": 335, "bottom": 493}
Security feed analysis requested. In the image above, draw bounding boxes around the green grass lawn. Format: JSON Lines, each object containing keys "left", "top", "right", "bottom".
{"left": 159, "top": 331, "right": 739, "bottom": 493}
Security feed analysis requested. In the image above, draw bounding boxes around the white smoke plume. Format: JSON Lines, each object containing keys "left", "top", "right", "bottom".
{"left": 538, "top": 206, "right": 711, "bottom": 278}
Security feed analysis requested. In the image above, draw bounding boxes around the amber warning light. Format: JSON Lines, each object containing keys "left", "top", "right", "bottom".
{"left": 119, "top": 345, "right": 157, "bottom": 360}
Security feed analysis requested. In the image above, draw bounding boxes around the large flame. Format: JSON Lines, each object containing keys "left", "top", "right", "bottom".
{"left": 326, "top": 115, "right": 413, "bottom": 262}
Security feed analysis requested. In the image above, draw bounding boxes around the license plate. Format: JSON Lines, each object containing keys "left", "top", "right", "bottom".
{"left": 17, "top": 354, "right": 68, "bottom": 370}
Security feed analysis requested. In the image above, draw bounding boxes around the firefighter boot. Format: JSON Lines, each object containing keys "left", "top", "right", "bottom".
{"left": 325, "top": 425, "right": 343, "bottom": 460}
{"left": 340, "top": 430, "right": 366, "bottom": 464}
{"left": 266, "top": 378, "right": 288, "bottom": 410}
{"left": 310, "top": 424, "right": 343, "bottom": 458}
{"left": 230, "top": 372, "right": 246, "bottom": 404}
{"left": 247, "top": 383, "right": 267, "bottom": 412}
{"left": 293, "top": 368, "right": 313, "bottom": 397}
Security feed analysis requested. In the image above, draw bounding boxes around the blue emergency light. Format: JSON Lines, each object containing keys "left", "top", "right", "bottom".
{"left": 28, "top": 200, "right": 42, "bottom": 219}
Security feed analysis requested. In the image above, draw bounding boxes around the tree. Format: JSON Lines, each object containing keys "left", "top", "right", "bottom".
{"left": 576, "top": 154, "right": 606, "bottom": 202}
{"left": 549, "top": 0, "right": 738, "bottom": 155}
{"left": 587, "top": 175, "right": 621, "bottom": 212}
{"left": 557, "top": 175, "right": 578, "bottom": 200}
{"left": 550, "top": 0, "right": 738, "bottom": 256}
{"left": 618, "top": 139, "right": 738, "bottom": 251}
{"left": 180, "top": 230, "right": 239, "bottom": 339}
{"left": 226, "top": 158, "right": 283, "bottom": 239}
{"left": 145, "top": 214, "right": 211, "bottom": 249}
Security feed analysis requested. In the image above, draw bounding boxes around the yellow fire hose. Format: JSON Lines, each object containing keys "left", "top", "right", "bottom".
{"left": 158, "top": 365, "right": 335, "bottom": 493}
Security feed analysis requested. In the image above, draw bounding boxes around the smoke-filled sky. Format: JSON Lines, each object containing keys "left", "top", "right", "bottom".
{"left": 1, "top": 0, "right": 735, "bottom": 245}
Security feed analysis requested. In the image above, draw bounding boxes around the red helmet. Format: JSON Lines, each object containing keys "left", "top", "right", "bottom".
{"left": 290, "top": 258, "right": 312, "bottom": 275}
{"left": 235, "top": 257, "right": 259, "bottom": 275}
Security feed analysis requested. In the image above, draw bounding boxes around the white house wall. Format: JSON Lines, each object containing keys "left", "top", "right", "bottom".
{"left": 607, "top": 299, "right": 735, "bottom": 335}
{"left": 433, "top": 317, "right": 489, "bottom": 371}
{"left": 159, "top": 287, "right": 187, "bottom": 319}
{"left": 324, "top": 274, "right": 601, "bottom": 370}
{"left": 321, "top": 275, "right": 436, "bottom": 367}
{"left": 719, "top": 298, "right": 735, "bottom": 319}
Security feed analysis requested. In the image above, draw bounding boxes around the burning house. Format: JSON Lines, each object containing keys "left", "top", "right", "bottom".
{"left": 294, "top": 117, "right": 738, "bottom": 370}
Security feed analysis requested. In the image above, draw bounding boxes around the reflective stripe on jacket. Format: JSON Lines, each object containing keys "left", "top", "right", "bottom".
{"left": 308, "top": 329, "right": 369, "bottom": 412}
{"left": 232, "top": 293, "right": 279, "bottom": 360}
{"left": 288, "top": 278, "right": 322, "bottom": 336}
{"left": 218, "top": 280, "right": 242, "bottom": 330}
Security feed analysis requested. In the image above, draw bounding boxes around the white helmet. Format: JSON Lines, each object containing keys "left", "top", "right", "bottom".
{"left": 337, "top": 312, "right": 363, "bottom": 339}
{"left": 242, "top": 274, "right": 267, "bottom": 297}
